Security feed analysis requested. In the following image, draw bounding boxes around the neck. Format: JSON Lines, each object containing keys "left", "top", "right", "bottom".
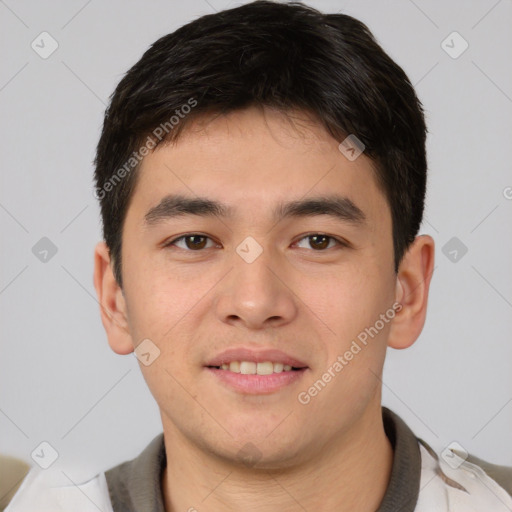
{"left": 161, "top": 404, "right": 393, "bottom": 512}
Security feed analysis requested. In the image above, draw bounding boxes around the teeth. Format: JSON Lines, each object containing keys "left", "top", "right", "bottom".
{"left": 217, "top": 361, "right": 299, "bottom": 374}
{"left": 256, "top": 361, "right": 274, "bottom": 375}
{"left": 229, "top": 361, "right": 240, "bottom": 373}
{"left": 240, "top": 361, "right": 257, "bottom": 375}
{"left": 273, "top": 363, "right": 284, "bottom": 373}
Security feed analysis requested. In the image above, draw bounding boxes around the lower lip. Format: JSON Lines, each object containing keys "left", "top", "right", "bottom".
{"left": 206, "top": 367, "right": 307, "bottom": 394}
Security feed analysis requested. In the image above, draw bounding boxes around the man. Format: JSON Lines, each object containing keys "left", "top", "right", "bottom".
{"left": 6, "top": 1, "right": 512, "bottom": 510}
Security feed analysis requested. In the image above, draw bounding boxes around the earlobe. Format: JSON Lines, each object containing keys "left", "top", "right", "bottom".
{"left": 387, "top": 235, "right": 435, "bottom": 350}
{"left": 93, "top": 241, "right": 134, "bottom": 355}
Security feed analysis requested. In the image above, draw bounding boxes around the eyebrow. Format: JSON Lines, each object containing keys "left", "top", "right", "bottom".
{"left": 144, "top": 193, "right": 366, "bottom": 227}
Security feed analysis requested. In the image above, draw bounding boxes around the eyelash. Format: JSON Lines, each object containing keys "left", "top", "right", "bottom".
{"left": 163, "top": 233, "right": 348, "bottom": 252}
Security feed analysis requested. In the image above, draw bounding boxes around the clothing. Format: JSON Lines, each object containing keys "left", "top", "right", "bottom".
{"left": 0, "top": 456, "right": 30, "bottom": 511}
{"left": 5, "top": 407, "right": 512, "bottom": 511}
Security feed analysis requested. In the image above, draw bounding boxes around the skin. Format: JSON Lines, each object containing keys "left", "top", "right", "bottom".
{"left": 94, "top": 106, "right": 435, "bottom": 511}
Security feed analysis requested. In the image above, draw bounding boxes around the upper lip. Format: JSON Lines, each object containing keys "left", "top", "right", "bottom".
{"left": 205, "top": 347, "right": 308, "bottom": 368}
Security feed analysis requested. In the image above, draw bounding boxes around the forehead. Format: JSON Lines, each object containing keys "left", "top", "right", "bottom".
{"left": 129, "top": 107, "right": 389, "bottom": 229}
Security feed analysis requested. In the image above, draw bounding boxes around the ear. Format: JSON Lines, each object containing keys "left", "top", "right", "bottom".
{"left": 93, "top": 241, "right": 134, "bottom": 355}
{"left": 387, "top": 235, "right": 435, "bottom": 350}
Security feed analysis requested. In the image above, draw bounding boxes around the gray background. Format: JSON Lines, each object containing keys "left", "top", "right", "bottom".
{"left": 1, "top": 0, "right": 511, "bottom": 483}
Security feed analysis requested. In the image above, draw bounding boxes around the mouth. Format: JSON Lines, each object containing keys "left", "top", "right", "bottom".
{"left": 207, "top": 361, "right": 305, "bottom": 374}
{"left": 205, "top": 348, "right": 309, "bottom": 394}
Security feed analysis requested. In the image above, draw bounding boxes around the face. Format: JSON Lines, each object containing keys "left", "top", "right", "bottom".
{"left": 110, "top": 107, "right": 401, "bottom": 467}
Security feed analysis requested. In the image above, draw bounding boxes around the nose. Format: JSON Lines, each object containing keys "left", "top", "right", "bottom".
{"left": 213, "top": 241, "right": 298, "bottom": 331}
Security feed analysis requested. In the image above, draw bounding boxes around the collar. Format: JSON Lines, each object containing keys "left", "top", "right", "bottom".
{"left": 105, "top": 406, "right": 422, "bottom": 511}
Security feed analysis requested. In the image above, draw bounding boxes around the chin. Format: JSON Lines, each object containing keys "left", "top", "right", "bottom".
{"left": 211, "top": 431, "right": 312, "bottom": 471}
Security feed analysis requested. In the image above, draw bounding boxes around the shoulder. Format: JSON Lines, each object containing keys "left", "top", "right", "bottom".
{"left": 464, "top": 452, "right": 512, "bottom": 496}
{"left": 0, "top": 455, "right": 30, "bottom": 511}
{"left": 417, "top": 438, "right": 512, "bottom": 511}
{"left": 4, "top": 467, "right": 113, "bottom": 512}
{"left": 4, "top": 434, "right": 165, "bottom": 512}
{"left": 383, "top": 407, "right": 512, "bottom": 510}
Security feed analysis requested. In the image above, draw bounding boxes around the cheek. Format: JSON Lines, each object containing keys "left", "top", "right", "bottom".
{"left": 297, "top": 264, "right": 394, "bottom": 405}
{"left": 299, "top": 265, "right": 389, "bottom": 340}
{"left": 122, "top": 249, "right": 188, "bottom": 336}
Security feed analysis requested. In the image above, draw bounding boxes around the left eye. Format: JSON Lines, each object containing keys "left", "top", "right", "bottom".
{"left": 165, "top": 233, "right": 343, "bottom": 251}
{"left": 294, "top": 234, "right": 343, "bottom": 251}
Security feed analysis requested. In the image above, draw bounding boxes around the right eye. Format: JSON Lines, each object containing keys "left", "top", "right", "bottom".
{"left": 164, "top": 234, "right": 218, "bottom": 251}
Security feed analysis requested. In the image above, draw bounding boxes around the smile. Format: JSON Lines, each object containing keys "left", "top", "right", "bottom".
{"left": 209, "top": 361, "right": 303, "bottom": 374}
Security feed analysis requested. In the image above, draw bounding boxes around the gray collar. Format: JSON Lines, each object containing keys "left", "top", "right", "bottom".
{"left": 105, "top": 406, "right": 421, "bottom": 511}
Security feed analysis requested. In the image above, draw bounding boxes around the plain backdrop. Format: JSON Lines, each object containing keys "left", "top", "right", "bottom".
{"left": 1, "top": 0, "right": 511, "bottom": 483}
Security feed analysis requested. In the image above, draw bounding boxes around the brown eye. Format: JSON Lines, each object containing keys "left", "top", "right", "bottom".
{"left": 308, "top": 235, "right": 330, "bottom": 250}
{"left": 184, "top": 235, "right": 207, "bottom": 249}
{"left": 167, "top": 234, "right": 215, "bottom": 251}
{"left": 295, "top": 234, "right": 341, "bottom": 251}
